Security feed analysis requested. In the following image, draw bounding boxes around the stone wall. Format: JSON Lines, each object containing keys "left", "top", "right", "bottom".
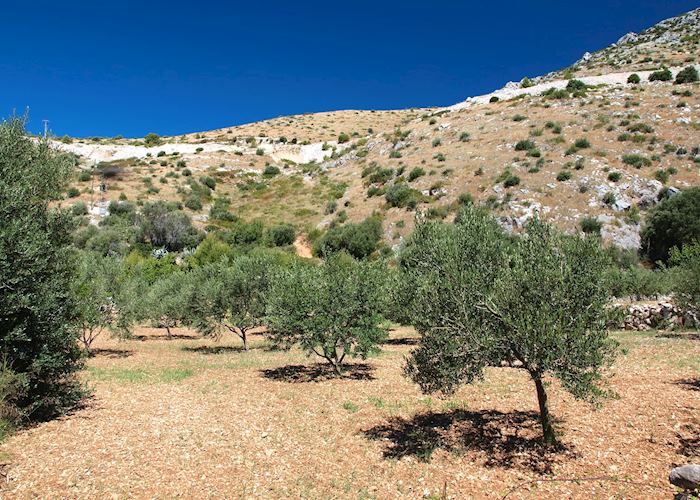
{"left": 612, "top": 299, "right": 697, "bottom": 331}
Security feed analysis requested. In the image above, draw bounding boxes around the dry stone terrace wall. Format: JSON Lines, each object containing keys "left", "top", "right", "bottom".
{"left": 612, "top": 298, "right": 698, "bottom": 331}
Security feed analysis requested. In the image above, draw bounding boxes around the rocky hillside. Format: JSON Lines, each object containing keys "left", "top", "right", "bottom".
{"left": 57, "top": 7, "right": 700, "bottom": 251}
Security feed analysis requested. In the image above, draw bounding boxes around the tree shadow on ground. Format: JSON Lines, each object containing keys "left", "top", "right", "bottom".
{"left": 363, "top": 409, "right": 571, "bottom": 473}
{"left": 657, "top": 332, "right": 700, "bottom": 341}
{"left": 181, "top": 345, "right": 247, "bottom": 355}
{"left": 90, "top": 348, "right": 133, "bottom": 359}
{"left": 677, "top": 378, "right": 700, "bottom": 391}
{"left": 260, "top": 363, "right": 375, "bottom": 383}
{"left": 678, "top": 423, "right": 700, "bottom": 457}
{"left": 383, "top": 337, "right": 420, "bottom": 346}
{"left": 132, "top": 333, "right": 196, "bottom": 341}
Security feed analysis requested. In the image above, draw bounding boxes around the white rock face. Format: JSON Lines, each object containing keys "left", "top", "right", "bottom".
{"left": 616, "top": 32, "right": 639, "bottom": 45}
{"left": 598, "top": 215, "right": 640, "bottom": 250}
{"left": 52, "top": 138, "right": 350, "bottom": 165}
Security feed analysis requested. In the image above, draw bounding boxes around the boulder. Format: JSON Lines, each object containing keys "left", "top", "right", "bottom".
{"left": 670, "top": 465, "right": 700, "bottom": 491}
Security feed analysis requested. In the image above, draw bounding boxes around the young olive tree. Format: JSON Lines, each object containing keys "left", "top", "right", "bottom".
{"left": 399, "top": 207, "right": 617, "bottom": 446}
{"left": 266, "top": 253, "right": 387, "bottom": 375}
{"left": 73, "top": 252, "right": 145, "bottom": 349}
{"left": 144, "top": 271, "right": 194, "bottom": 339}
{"left": 190, "top": 253, "right": 279, "bottom": 350}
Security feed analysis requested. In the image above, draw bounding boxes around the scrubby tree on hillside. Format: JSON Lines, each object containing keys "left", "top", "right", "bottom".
{"left": 137, "top": 201, "right": 203, "bottom": 251}
{"left": 397, "top": 207, "right": 618, "bottom": 445}
{"left": 266, "top": 253, "right": 387, "bottom": 375}
{"left": 0, "top": 118, "right": 84, "bottom": 420}
{"left": 312, "top": 216, "right": 382, "bottom": 260}
{"left": 641, "top": 187, "right": 700, "bottom": 264}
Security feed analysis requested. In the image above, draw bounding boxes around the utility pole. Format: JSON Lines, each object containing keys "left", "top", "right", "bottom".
{"left": 42, "top": 119, "right": 49, "bottom": 139}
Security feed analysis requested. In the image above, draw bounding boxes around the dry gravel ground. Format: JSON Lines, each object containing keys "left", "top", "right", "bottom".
{"left": 0, "top": 327, "right": 698, "bottom": 499}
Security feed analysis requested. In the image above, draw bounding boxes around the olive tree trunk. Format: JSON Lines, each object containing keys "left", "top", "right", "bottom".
{"left": 532, "top": 372, "right": 557, "bottom": 446}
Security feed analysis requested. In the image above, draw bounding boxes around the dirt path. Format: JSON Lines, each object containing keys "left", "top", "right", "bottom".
{"left": 293, "top": 235, "right": 313, "bottom": 259}
{"left": 449, "top": 64, "right": 698, "bottom": 109}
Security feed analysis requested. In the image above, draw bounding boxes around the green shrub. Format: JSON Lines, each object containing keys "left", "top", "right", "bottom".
{"left": 580, "top": 216, "right": 602, "bottom": 235}
{"left": 627, "top": 73, "right": 641, "bottom": 84}
{"left": 649, "top": 67, "right": 672, "bottom": 82}
{"left": 184, "top": 195, "right": 203, "bottom": 211}
{"left": 642, "top": 187, "right": 700, "bottom": 263}
{"left": 566, "top": 79, "right": 587, "bottom": 91}
{"left": 209, "top": 197, "right": 236, "bottom": 221}
{"left": 654, "top": 169, "right": 669, "bottom": 184}
{"left": 313, "top": 216, "right": 382, "bottom": 260}
{"left": 556, "top": 170, "right": 572, "bottom": 182}
{"left": 338, "top": 133, "right": 350, "bottom": 144}
{"left": 78, "top": 171, "right": 92, "bottom": 182}
{"left": 503, "top": 174, "right": 520, "bottom": 188}
{"left": 674, "top": 66, "right": 699, "bottom": 84}
{"left": 408, "top": 167, "right": 426, "bottom": 182}
{"left": 489, "top": 96, "right": 499, "bottom": 103}
{"left": 607, "top": 172, "right": 621, "bottom": 182}
{"left": 67, "top": 187, "right": 80, "bottom": 198}
{"left": 622, "top": 154, "right": 651, "bottom": 168}
{"left": 265, "top": 224, "right": 296, "bottom": 247}
{"left": 200, "top": 176, "right": 216, "bottom": 190}
{"left": 144, "top": 133, "right": 162, "bottom": 146}
{"left": 385, "top": 184, "right": 422, "bottom": 209}
{"left": 515, "top": 139, "right": 535, "bottom": 151}
{"left": 670, "top": 243, "right": 700, "bottom": 318}
{"left": 71, "top": 201, "right": 88, "bottom": 216}
{"left": 138, "top": 201, "right": 203, "bottom": 251}
{"left": 574, "top": 138, "right": 591, "bottom": 149}
{"left": 603, "top": 192, "right": 616, "bottom": 206}
{"left": 263, "top": 165, "right": 281, "bottom": 177}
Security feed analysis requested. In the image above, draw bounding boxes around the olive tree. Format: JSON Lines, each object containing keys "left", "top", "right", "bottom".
{"left": 0, "top": 118, "right": 84, "bottom": 419}
{"left": 144, "top": 271, "right": 195, "bottom": 339}
{"left": 190, "top": 252, "right": 279, "bottom": 349}
{"left": 266, "top": 253, "right": 387, "bottom": 375}
{"left": 670, "top": 242, "right": 700, "bottom": 322}
{"left": 398, "top": 207, "right": 618, "bottom": 445}
{"left": 73, "top": 252, "right": 144, "bottom": 349}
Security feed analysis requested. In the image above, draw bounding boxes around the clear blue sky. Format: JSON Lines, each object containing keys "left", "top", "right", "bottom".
{"left": 3, "top": 0, "right": 698, "bottom": 138}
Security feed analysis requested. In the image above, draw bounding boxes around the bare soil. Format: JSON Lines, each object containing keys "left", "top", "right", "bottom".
{"left": 0, "top": 327, "right": 698, "bottom": 499}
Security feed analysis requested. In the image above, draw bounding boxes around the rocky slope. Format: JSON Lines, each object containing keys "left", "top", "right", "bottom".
{"left": 58, "top": 7, "right": 700, "bottom": 251}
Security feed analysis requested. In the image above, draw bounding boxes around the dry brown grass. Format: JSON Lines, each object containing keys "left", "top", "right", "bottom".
{"left": 0, "top": 327, "right": 697, "bottom": 498}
